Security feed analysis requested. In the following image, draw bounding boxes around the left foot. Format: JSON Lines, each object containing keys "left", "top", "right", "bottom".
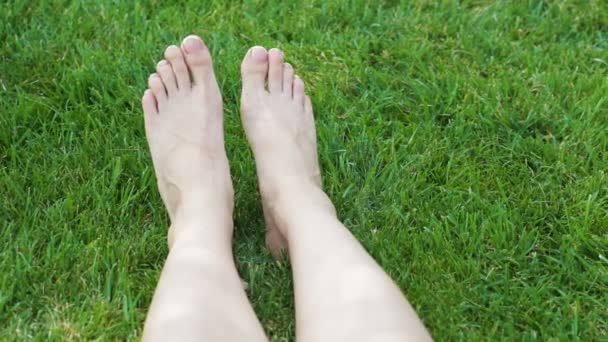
{"left": 141, "top": 35, "right": 233, "bottom": 246}
{"left": 239, "top": 47, "right": 329, "bottom": 257}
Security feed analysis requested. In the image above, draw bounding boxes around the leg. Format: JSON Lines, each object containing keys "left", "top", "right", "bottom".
{"left": 141, "top": 35, "right": 267, "bottom": 342}
{"left": 240, "top": 47, "right": 431, "bottom": 341}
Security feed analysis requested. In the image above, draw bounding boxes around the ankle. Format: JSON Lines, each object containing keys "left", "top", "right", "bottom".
{"left": 174, "top": 181, "right": 233, "bottom": 213}
{"left": 168, "top": 188, "right": 233, "bottom": 231}
{"left": 267, "top": 182, "right": 336, "bottom": 231}
{"left": 169, "top": 202, "right": 234, "bottom": 250}
{"left": 176, "top": 196, "right": 232, "bottom": 221}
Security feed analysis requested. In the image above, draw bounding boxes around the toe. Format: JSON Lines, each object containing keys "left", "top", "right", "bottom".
{"left": 142, "top": 89, "right": 158, "bottom": 115}
{"left": 293, "top": 75, "right": 305, "bottom": 105}
{"left": 156, "top": 60, "right": 177, "bottom": 95}
{"left": 241, "top": 46, "right": 268, "bottom": 94}
{"left": 282, "top": 63, "right": 294, "bottom": 97}
{"left": 164, "top": 45, "right": 190, "bottom": 91}
{"left": 304, "top": 95, "right": 314, "bottom": 118}
{"left": 267, "top": 48, "right": 283, "bottom": 93}
{"left": 148, "top": 73, "right": 167, "bottom": 104}
{"left": 303, "top": 95, "right": 316, "bottom": 133}
{"left": 181, "top": 35, "right": 214, "bottom": 86}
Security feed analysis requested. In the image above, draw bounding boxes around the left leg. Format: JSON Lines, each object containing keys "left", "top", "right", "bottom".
{"left": 141, "top": 35, "right": 267, "bottom": 342}
{"left": 239, "top": 47, "right": 430, "bottom": 341}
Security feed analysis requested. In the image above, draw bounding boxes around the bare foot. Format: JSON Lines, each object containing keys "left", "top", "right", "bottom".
{"left": 240, "top": 47, "right": 333, "bottom": 257}
{"left": 142, "top": 35, "right": 233, "bottom": 247}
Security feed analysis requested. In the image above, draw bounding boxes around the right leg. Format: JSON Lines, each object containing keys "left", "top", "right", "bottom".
{"left": 240, "top": 47, "right": 431, "bottom": 341}
{"left": 141, "top": 36, "right": 267, "bottom": 342}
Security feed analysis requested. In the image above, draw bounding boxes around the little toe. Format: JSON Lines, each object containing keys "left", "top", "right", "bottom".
{"left": 293, "top": 75, "right": 305, "bottom": 105}
{"left": 303, "top": 95, "right": 315, "bottom": 132}
{"left": 142, "top": 89, "right": 158, "bottom": 115}
{"left": 181, "top": 35, "right": 214, "bottom": 86}
{"left": 267, "top": 48, "right": 284, "bottom": 93}
{"left": 156, "top": 60, "right": 177, "bottom": 95}
{"left": 164, "top": 45, "right": 190, "bottom": 91}
{"left": 304, "top": 95, "right": 314, "bottom": 118}
{"left": 282, "top": 63, "right": 294, "bottom": 97}
{"left": 241, "top": 46, "right": 268, "bottom": 95}
{"left": 148, "top": 73, "right": 167, "bottom": 104}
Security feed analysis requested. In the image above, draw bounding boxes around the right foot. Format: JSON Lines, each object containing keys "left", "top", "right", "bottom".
{"left": 240, "top": 47, "right": 332, "bottom": 256}
{"left": 142, "top": 35, "right": 233, "bottom": 247}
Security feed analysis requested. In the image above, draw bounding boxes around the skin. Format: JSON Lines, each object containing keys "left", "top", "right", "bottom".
{"left": 141, "top": 35, "right": 431, "bottom": 341}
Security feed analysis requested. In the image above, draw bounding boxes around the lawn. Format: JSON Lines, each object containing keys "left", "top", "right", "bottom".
{"left": 1, "top": 0, "right": 607, "bottom": 340}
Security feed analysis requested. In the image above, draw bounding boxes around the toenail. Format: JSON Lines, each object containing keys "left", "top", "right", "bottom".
{"left": 157, "top": 60, "right": 167, "bottom": 67}
{"left": 250, "top": 47, "right": 267, "bottom": 61}
{"left": 183, "top": 36, "right": 204, "bottom": 54}
{"left": 269, "top": 48, "right": 283, "bottom": 58}
{"left": 164, "top": 46, "right": 181, "bottom": 58}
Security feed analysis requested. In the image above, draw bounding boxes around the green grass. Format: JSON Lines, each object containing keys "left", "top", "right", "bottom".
{"left": 1, "top": 0, "right": 607, "bottom": 340}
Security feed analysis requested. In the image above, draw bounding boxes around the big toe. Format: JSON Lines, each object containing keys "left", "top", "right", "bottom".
{"left": 181, "top": 35, "right": 214, "bottom": 86}
{"left": 241, "top": 46, "right": 268, "bottom": 95}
